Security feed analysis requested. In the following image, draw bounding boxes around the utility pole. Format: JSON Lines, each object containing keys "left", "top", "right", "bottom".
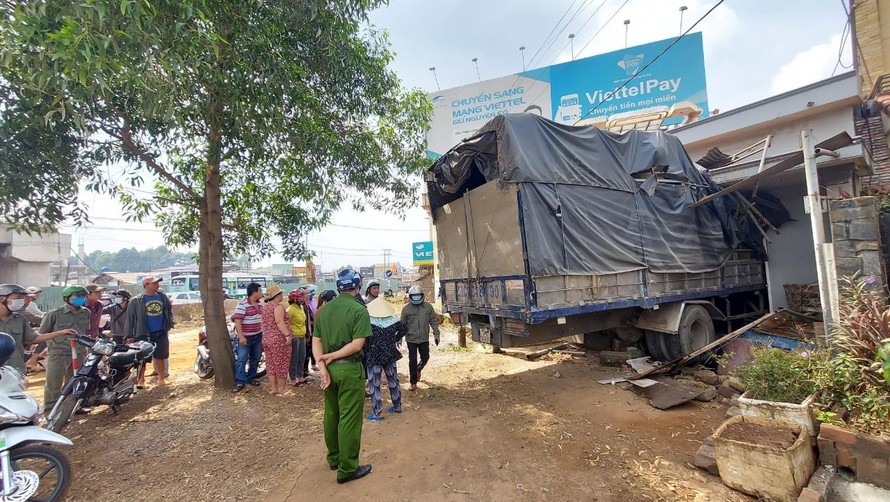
{"left": 519, "top": 46, "right": 526, "bottom": 71}
{"left": 679, "top": 6, "right": 688, "bottom": 35}
{"left": 568, "top": 34, "right": 575, "bottom": 60}
{"left": 624, "top": 20, "right": 631, "bottom": 49}
{"left": 429, "top": 67, "right": 440, "bottom": 91}
{"left": 801, "top": 129, "right": 839, "bottom": 344}
{"left": 78, "top": 236, "right": 87, "bottom": 284}
{"left": 471, "top": 57, "right": 481, "bottom": 82}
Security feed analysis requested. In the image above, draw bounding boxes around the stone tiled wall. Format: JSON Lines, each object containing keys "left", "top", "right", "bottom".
{"left": 829, "top": 197, "right": 887, "bottom": 289}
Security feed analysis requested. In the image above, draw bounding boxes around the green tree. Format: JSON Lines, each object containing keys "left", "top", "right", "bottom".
{"left": 1, "top": 0, "right": 431, "bottom": 388}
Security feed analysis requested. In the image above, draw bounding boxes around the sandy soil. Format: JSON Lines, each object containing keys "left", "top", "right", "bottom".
{"left": 26, "top": 325, "right": 752, "bottom": 502}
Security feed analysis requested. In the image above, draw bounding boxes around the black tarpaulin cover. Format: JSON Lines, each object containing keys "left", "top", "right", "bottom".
{"left": 427, "top": 114, "right": 754, "bottom": 276}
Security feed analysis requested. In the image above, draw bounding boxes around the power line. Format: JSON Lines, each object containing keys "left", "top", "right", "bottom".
{"left": 574, "top": 0, "right": 725, "bottom": 125}
{"left": 328, "top": 223, "right": 428, "bottom": 232}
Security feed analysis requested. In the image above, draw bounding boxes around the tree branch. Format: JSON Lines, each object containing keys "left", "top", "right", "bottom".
{"left": 104, "top": 123, "right": 203, "bottom": 202}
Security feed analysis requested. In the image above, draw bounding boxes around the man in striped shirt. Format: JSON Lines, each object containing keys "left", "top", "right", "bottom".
{"left": 232, "top": 282, "right": 264, "bottom": 393}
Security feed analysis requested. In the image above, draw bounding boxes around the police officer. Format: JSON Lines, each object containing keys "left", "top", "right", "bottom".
{"left": 313, "top": 269, "right": 373, "bottom": 484}
{"left": 40, "top": 285, "right": 90, "bottom": 413}
{"left": 0, "top": 284, "right": 75, "bottom": 374}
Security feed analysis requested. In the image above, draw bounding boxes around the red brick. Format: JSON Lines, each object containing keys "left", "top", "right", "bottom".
{"left": 819, "top": 424, "right": 857, "bottom": 446}
{"left": 855, "top": 456, "right": 890, "bottom": 490}
{"left": 836, "top": 445, "right": 855, "bottom": 469}
{"left": 855, "top": 431, "right": 890, "bottom": 459}
{"left": 797, "top": 487, "right": 824, "bottom": 502}
{"left": 817, "top": 437, "right": 837, "bottom": 465}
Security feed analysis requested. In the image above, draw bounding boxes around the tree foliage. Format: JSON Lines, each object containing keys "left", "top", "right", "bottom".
{"left": 1, "top": 0, "right": 432, "bottom": 388}
{"left": 72, "top": 246, "right": 195, "bottom": 273}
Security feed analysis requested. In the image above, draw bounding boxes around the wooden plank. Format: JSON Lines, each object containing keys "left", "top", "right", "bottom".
{"left": 690, "top": 132, "right": 853, "bottom": 209}
{"left": 629, "top": 312, "right": 777, "bottom": 380}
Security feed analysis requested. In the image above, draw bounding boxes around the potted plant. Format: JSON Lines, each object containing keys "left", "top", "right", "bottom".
{"left": 733, "top": 346, "right": 819, "bottom": 436}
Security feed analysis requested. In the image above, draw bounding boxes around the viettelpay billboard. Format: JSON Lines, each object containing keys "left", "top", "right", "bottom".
{"left": 427, "top": 33, "right": 709, "bottom": 157}
{"left": 412, "top": 241, "right": 434, "bottom": 266}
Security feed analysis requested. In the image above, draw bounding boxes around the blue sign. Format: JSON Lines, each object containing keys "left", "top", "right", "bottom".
{"left": 385, "top": 270, "right": 393, "bottom": 278}
{"left": 413, "top": 241, "right": 434, "bottom": 265}
{"left": 427, "top": 34, "right": 709, "bottom": 156}
{"left": 548, "top": 33, "right": 708, "bottom": 128}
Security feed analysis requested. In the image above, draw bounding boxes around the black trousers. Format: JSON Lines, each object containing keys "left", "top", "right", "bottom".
{"left": 407, "top": 341, "right": 430, "bottom": 385}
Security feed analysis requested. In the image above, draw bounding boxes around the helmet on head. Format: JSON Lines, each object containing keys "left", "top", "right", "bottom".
{"left": 113, "top": 289, "right": 132, "bottom": 300}
{"left": 336, "top": 269, "right": 362, "bottom": 292}
{"left": 319, "top": 290, "right": 337, "bottom": 303}
{"left": 61, "top": 285, "right": 88, "bottom": 299}
{"left": 365, "top": 279, "right": 381, "bottom": 295}
{"left": 0, "top": 333, "right": 15, "bottom": 368}
{"left": 288, "top": 289, "right": 303, "bottom": 302}
{"left": 0, "top": 284, "right": 28, "bottom": 297}
{"left": 408, "top": 285, "right": 424, "bottom": 305}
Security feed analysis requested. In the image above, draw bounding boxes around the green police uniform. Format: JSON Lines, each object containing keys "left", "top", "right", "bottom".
{"left": 316, "top": 293, "right": 371, "bottom": 480}
{"left": 40, "top": 305, "right": 89, "bottom": 412}
{"left": 0, "top": 313, "right": 38, "bottom": 374}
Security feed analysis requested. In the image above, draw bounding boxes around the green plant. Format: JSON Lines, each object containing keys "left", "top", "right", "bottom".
{"left": 733, "top": 347, "right": 818, "bottom": 403}
{"left": 811, "top": 276, "right": 890, "bottom": 435}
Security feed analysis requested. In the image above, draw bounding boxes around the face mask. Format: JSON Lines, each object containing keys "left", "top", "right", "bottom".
{"left": 69, "top": 297, "right": 88, "bottom": 307}
{"left": 113, "top": 297, "right": 123, "bottom": 305}
{"left": 5, "top": 299, "right": 25, "bottom": 312}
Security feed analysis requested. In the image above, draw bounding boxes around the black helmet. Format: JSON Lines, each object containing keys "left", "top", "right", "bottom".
{"left": 114, "top": 290, "right": 132, "bottom": 299}
{"left": 0, "top": 284, "right": 28, "bottom": 297}
{"left": 0, "top": 333, "right": 16, "bottom": 367}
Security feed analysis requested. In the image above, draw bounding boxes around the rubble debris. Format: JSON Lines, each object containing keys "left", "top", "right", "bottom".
{"left": 692, "top": 369, "right": 720, "bottom": 386}
{"left": 694, "top": 388, "right": 718, "bottom": 402}
{"left": 598, "top": 348, "right": 643, "bottom": 366}
{"left": 694, "top": 443, "right": 720, "bottom": 476}
{"left": 643, "top": 379, "right": 708, "bottom": 410}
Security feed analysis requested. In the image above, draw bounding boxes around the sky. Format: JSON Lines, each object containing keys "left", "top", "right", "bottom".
{"left": 62, "top": 0, "right": 853, "bottom": 271}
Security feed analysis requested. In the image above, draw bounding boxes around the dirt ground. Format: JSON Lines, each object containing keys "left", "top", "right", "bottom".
{"left": 26, "top": 325, "right": 752, "bottom": 502}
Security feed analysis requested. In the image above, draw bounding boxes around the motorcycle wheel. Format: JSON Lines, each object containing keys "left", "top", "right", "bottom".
{"left": 44, "top": 395, "right": 79, "bottom": 434}
{"left": 194, "top": 353, "right": 214, "bottom": 380}
{"left": 9, "top": 444, "right": 73, "bottom": 502}
{"left": 256, "top": 353, "right": 267, "bottom": 379}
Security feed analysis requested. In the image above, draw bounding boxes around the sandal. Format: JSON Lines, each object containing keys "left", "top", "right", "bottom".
{"left": 231, "top": 384, "right": 245, "bottom": 393}
{"left": 387, "top": 405, "right": 402, "bottom": 414}
{"left": 280, "top": 391, "right": 295, "bottom": 397}
{"left": 366, "top": 413, "right": 384, "bottom": 422}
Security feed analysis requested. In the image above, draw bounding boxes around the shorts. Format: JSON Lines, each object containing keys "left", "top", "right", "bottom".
{"left": 149, "top": 331, "right": 170, "bottom": 359}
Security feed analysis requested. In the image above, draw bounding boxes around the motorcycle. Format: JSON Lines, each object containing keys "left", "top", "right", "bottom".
{"left": 44, "top": 335, "right": 155, "bottom": 434}
{"left": 194, "top": 322, "right": 266, "bottom": 380}
{"left": 0, "top": 365, "right": 72, "bottom": 501}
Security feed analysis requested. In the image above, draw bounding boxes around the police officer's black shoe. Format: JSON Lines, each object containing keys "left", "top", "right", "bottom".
{"left": 336, "top": 464, "right": 372, "bottom": 484}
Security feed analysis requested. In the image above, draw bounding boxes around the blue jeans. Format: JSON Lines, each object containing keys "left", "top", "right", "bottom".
{"left": 235, "top": 333, "right": 263, "bottom": 385}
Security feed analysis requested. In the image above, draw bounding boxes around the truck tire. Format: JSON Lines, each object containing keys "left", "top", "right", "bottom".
{"left": 644, "top": 331, "right": 669, "bottom": 361}
{"left": 677, "top": 305, "right": 715, "bottom": 363}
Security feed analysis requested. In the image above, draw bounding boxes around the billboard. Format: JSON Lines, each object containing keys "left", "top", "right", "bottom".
{"left": 427, "top": 33, "right": 708, "bottom": 157}
{"left": 412, "top": 241, "right": 435, "bottom": 266}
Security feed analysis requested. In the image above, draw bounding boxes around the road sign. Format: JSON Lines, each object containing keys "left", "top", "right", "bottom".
{"left": 385, "top": 270, "right": 393, "bottom": 278}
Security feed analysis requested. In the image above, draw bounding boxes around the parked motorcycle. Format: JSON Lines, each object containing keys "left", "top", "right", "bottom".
{"left": 44, "top": 335, "right": 155, "bottom": 433}
{"left": 0, "top": 335, "right": 73, "bottom": 501}
{"left": 194, "top": 322, "right": 266, "bottom": 380}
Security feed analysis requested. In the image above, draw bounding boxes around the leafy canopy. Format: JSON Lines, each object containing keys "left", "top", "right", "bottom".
{"left": 0, "top": 0, "right": 432, "bottom": 259}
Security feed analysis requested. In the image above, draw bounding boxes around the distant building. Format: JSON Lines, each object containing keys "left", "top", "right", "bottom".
{"left": 0, "top": 226, "right": 71, "bottom": 287}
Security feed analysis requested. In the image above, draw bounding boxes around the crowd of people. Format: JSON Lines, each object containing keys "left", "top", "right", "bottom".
{"left": 0, "top": 276, "right": 174, "bottom": 413}
{"left": 0, "top": 269, "right": 441, "bottom": 485}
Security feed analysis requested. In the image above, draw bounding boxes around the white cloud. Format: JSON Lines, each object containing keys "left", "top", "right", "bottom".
{"left": 771, "top": 32, "right": 847, "bottom": 94}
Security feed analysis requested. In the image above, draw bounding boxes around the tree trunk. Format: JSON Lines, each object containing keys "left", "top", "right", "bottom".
{"left": 202, "top": 130, "right": 235, "bottom": 389}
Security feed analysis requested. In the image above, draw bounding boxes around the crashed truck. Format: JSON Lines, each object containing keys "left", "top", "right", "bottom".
{"left": 427, "top": 113, "right": 772, "bottom": 361}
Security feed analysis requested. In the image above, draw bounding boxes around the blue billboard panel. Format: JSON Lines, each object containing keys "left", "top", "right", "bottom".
{"left": 413, "top": 241, "right": 434, "bottom": 265}
{"left": 426, "top": 34, "right": 708, "bottom": 156}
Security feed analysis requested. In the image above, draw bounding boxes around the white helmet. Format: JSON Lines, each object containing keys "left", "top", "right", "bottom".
{"left": 408, "top": 285, "right": 424, "bottom": 305}
{"left": 366, "top": 279, "right": 381, "bottom": 295}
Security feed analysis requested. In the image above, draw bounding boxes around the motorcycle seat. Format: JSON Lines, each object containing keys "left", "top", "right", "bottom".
{"left": 108, "top": 341, "right": 155, "bottom": 367}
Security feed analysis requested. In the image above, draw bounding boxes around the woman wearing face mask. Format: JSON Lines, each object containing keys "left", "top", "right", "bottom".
{"left": 104, "top": 290, "right": 132, "bottom": 344}
{"left": 0, "top": 284, "right": 76, "bottom": 375}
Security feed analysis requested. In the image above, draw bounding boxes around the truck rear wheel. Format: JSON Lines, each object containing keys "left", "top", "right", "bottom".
{"left": 678, "top": 305, "right": 715, "bottom": 363}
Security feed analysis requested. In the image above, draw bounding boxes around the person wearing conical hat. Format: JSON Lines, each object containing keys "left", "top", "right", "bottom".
{"left": 364, "top": 298, "right": 406, "bottom": 421}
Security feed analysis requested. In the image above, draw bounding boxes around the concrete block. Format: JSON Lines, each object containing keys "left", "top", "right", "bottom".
{"left": 855, "top": 431, "right": 890, "bottom": 459}
{"left": 830, "top": 207, "right": 873, "bottom": 221}
{"left": 855, "top": 456, "right": 890, "bottom": 490}
{"left": 797, "top": 487, "right": 823, "bottom": 502}
{"left": 835, "top": 257, "right": 863, "bottom": 278}
{"left": 718, "top": 384, "right": 737, "bottom": 399}
{"left": 831, "top": 222, "right": 849, "bottom": 240}
{"left": 694, "top": 444, "right": 719, "bottom": 475}
{"left": 694, "top": 387, "right": 718, "bottom": 402}
{"left": 818, "top": 437, "right": 838, "bottom": 466}
{"left": 692, "top": 369, "right": 720, "bottom": 386}
{"left": 854, "top": 240, "right": 881, "bottom": 252}
{"left": 849, "top": 221, "right": 880, "bottom": 241}
{"left": 858, "top": 250, "right": 884, "bottom": 279}
{"left": 837, "top": 445, "right": 855, "bottom": 469}
{"left": 833, "top": 239, "right": 857, "bottom": 257}
{"left": 726, "top": 376, "right": 746, "bottom": 392}
{"left": 820, "top": 424, "right": 858, "bottom": 447}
